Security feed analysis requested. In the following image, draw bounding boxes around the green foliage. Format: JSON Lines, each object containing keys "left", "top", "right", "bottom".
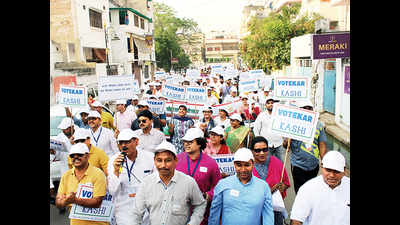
{"left": 153, "top": 2, "right": 199, "bottom": 72}
{"left": 241, "top": 3, "right": 322, "bottom": 72}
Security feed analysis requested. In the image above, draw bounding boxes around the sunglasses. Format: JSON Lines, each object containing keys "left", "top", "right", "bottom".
{"left": 138, "top": 119, "right": 148, "bottom": 124}
{"left": 253, "top": 148, "right": 269, "bottom": 153}
{"left": 69, "top": 153, "right": 85, "bottom": 158}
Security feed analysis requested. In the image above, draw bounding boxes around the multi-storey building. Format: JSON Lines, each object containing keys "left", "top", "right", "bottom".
{"left": 205, "top": 31, "right": 240, "bottom": 69}
{"left": 179, "top": 32, "right": 206, "bottom": 69}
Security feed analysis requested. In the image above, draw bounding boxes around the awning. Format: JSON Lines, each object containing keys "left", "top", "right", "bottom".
{"left": 133, "top": 38, "right": 151, "bottom": 61}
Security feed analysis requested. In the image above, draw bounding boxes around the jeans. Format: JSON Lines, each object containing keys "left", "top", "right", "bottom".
{"left": 274, "top": 211, "right": 284, "bottom": 225}
{"left": 269, "top": 145, "right": 286, "bottom": 163}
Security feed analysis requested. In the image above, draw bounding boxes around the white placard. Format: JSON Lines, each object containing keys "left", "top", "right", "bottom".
{"left": 161, "top": 84, "right": 186, "bottom": 101}
{"left": 132, "top": 79, "right": 140, "bottom": 94}
{"left": 98, "top": 75, "right": 136, "bottom": 101}
{"left": 186, "top": 69, "right": 201, "bottom": 80}
{"left": 50, "top": 138, "right": 68, "bottom": 152}
{"left": 273, "top": 77, "right": 310, "bottom": 100}
{"left": 222, "top": 69, "right": 238, "bottom": 80}
{"left": 239, "top": 71, "right": 250, "bottom": 80}
{"left": 185, "top": 86, "right": 207, "bottom": 103}
{"left": 155, "top": 71, "right": 166, "bottom": 80}
{"left": 147, "top": 99, "right": 166, "bottom": 115}
{"left": 57, "top": 85, "right": 87, "bottom": 107}
{"left": 211, "top": 65, "right": 223, "bottom": 75}
{"left": 239, "top": 79, "right": 259, "bottom": 93}
{"left": 69, "top": 184, "right": 114, "bottom": 222}
{"left": 210, "top": 154, "right": 236, "bottom": 176}
{"left": 249, "top": 69, "right": 265, "bottom": 80}
{"left": 269, "top": 103, "right": 319, "bottom": 144}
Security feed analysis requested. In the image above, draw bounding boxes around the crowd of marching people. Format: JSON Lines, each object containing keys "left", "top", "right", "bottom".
{"left": 50, "top": 67, "right": 349, "bottom": 225}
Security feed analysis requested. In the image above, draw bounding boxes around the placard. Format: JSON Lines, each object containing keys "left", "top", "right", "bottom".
{"left": 248, "top": 69, "right": 265, "bottom": 80}
{"left": 155, "top": 71, "right": 166, "bottom": 80}
{"left": 50, "top": 138, "right": 68, "bottom": 152}
{"left": 211, "top": 65, "right": 223, "bottom": 75}
{"left": 269, "top": 103, "right": 319, "bottom": 144}
{"left": 69, "top": 184, "right": 114, "bottom": 222}
{"left": 98, "top": 75, "right": 136, "bottom": 101}
{"left": 185, "top": 86, "right": 207, "bottom": 104}
{"left": 186, "top": 69, "right": 201, "bottom": 80}
{"left": 147, "top": 99, "right": 166, "bottom": 115}
{"left": 210, "top": 154, "right": 235, "bottom": 176}
{"left": 132, "top": 79, "right": 141, "bottom": 94}
{"left": 161, "top": 84, "right": 186, "bottom": 101}
{"left": 57, "top": 85, "right": 87, "bottom": 107}
{"left": 239, "top": 79, "right": 259, "bottom": 93}
{"left": 273, "top": 77, "right": 310, "bottom": 100}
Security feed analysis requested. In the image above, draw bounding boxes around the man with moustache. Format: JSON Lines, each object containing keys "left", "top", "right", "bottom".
{"left": 253, "top": 96, "right": 285, "bottom": 162}
{"left": 56, "top": 143, "right": 108, "bottom": 225}
{"left": 208, "top": 147, "right": 274, "bottom": 225}
{"left": 132, "top": 141, "right": 207, "bottom": 225}
{"left": 290, "top": 151, "right": 349, "bottom": 225}
{"left": 87, "top": 111, "right": 119, "bottom": 158}
{"left": 133, "top": 110, "right": 165, "bottom": 153}
{"left": 107, "top": 129, "right": 155, "bottom": 225}
{"left": 176, "top": 128, "right": 221, "bottom": 225}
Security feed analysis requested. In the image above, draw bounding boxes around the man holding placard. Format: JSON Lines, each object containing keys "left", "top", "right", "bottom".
{"left": 56, "top": 143, "right": 108, "bottom": 225}
{"left": 283, "top": 99, "right": 327, "bottom": 194}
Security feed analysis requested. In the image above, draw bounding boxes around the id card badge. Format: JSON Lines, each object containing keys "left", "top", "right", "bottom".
{"left": 127, "top": 182, "right": 138, "bottom": 198}
{"left": 230, "top": 189, "right": 240, "bottom": 197}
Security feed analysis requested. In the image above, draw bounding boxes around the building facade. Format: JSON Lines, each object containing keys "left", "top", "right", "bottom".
{"left": 205, "top": 31, "right": 240, "bottom": 69}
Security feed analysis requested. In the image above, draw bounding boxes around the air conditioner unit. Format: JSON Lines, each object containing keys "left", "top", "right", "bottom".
{"left": 315, "top": 19, "right": 329, "bottom": 34}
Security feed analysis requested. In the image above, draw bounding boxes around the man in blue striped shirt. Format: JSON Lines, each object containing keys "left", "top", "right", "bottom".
{"left": 208, "top": 148, "right": 274, "bottom": 225}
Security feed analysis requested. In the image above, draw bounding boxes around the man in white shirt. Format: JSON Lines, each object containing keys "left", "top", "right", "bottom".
{"left": 207, "top": 88, "right": 219, "bottom": 106}
{"left": 87, "top": 111, "right": 119, "bottom": 158}
{"left": 253, "top": 96, "right": 285, "bottom": 162}
{"left": 107, "top": 129, "right": 155, "bottom": 225}
{"left": 114, "top": 99, "right": 137, "bottom": 135}
{"left": 133, "top": 109, "right": 166, "bottom": 153}
{"left": 290, "top": 151, "right": 350, "bottom": 225}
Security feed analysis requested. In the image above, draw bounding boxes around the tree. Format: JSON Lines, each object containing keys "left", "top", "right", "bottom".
{"left": 241, "top": 3, "right": 322, "bottom": 72}
{"left": 153, "top": 2, "right": 200, "bottom": 72}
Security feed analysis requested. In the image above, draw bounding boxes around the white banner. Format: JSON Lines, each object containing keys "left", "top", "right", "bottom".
{"left": 239, "top": 71, "right": 250, "bottom": 80}
{"left": 185, "top": 86, "right": 207, "bottom": 104}
{"left": 50, "top": 138, "right": 68, "bottom": 152}
{"left": 57, "top": 85, "right": 87, "bottom": 107}
{"left": 161, "top": 84, "right": 186, "bottom": 101}
{"left": 210, "top": 154, "right": 236, "bottom": 176}
{"left": 98, "top": 75, "right": 136, "bottom": 101}
{"left": 69, "top": 184, "right": 114, "bottom": 222}
{"left": 211, "top": 65, "right": 223, "bottom": 75}
{"left": 239, "top": 79, "right": 259, "bottom": 93}
{"left": 147, "top": 99, "right": 166, "bottom": 115}
{"left": 269, "top": 103, "right": 319, "bottom": 144}
{"left": 155, "top": 71, "right": 166, "bottom": 80}
{"left": 186, "top": 69, "right": 201, "bottom": 80}
{"left": 249, "top": 69, "right": 265, "bottom": 80}
{"left": 273, "top": 77, "right": 310, "bottom": 100}
{"left": 222, "top": 69, "right": 238, "bottom": 80}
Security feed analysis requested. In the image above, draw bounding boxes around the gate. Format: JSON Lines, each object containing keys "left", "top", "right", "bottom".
{"left": 323, "top": 60, "right": 336, "bottom": 114}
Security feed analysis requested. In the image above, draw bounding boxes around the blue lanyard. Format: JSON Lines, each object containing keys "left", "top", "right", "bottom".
{"left": 125, "top": 157, "right": 135, "bottom": 183}
{"left": 91, "top": 127, "right": 102, "bottom": 145}
{"left": 187, "top": 152, "right": 202, "bottom": 177}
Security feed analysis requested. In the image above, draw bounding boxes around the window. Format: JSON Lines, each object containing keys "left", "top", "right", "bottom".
{"left": 89, "top": 9, "right": 102, "bottom": 29}
{"left": 119, "top": 10, "right": 128, "bottom": 25}
{"left": 127, "top": 36, "right": 134, "bottom": 53}
{"left": 214, "top": 47, "right": 220, "bottom": 51}
{"left": 140, "top": 18, "right": 145, "bottom": 29}
{"left": 134, "top": 15, "right": 139, "bottom": 27}
{"left": 206, "top": 47, "right": 213, "bottom": 51}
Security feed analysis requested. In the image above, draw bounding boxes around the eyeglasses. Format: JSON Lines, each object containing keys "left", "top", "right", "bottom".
{"left": 69, "top": 153, "right": 85, "bottom": 159}
{"left": 253, "top": 148, "right": 269, "bottom": 153}
{"left": 74, "top": 139, "right": 86, "bottom": 144}
{"left": 138, "top": 119, "right": 148, "bottom": 124}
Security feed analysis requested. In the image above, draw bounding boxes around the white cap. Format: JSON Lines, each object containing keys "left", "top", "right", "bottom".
{"left": 57, "top": 117, "right": 75, "bottom": 130}
{"left": 69, "top": 143, "right": 89, "bottom": 156}
{"left": 233, "top": 148, "right": 254, "bottom": 162}
{"left": 117, "top": 129, "right": 139, "bottom": 141}
{"left": 78, "top": 108, "right": 91, "bottom": 115}
{"left": 321, "top": 151, "right": 346, "bottom": 172}
{"left": 182, "top": 128, "right": 204, "bottom": 141}
{"left": 202, "top": 105, "right": 213, "bottom": 112}
{"left": 230, "top": 87, "right": 238, "bottom": 93}
{"left": 296, "top": 99, "right": 314, "bottom": 108}
{"left": 132, "top": 95, "right": 139, "bottom": 100}
{"left": 138, "top": 100, "right": 149, "bottom": 107}
{"left": 230, "top": 113, "right": 242, "bottom": 122}
{"left": 92, "top": 101, "right": 102, "bottom": 107}
{"left": 155, "top": 140, "right": 177, "bottom": 157}
{"left": 240, "top": 93, "right": 248, "bottom": 99}
{"left": 73, "top": 128, "right": 90, "bottom": 141}
{"left": 209, "top": 126, "right": 225, "bottom": 136}
{"left": 115, "top": 99, "right": 127, "bottom": 105}
{"left": 87, "top": 110, "right": 101, "bottom": 118}
{"left": 263, "top": 86, "right": 270, "bottom": 91}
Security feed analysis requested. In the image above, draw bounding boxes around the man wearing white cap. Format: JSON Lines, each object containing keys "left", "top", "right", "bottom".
{"left": 56, "top": 143, "right": 108, "bottom": 225}
{"left": 133, "top": 141, "right": 207, "bottom": 225}
{"left": 91, "top": 100, "right": 115, "bottom": 131}
{"left": 56, "top": 117, "right": 76, "bottom": 152}
{"left": 254, "top": 96, "right": 285, "bottom": 162}
{"left": 87, "top": 110, "right": 119, "bottom": 158}
{"left": 223, "top": 86, "right": 239, "bottom": 104}
{"left": 68, "top": 128, "right": 109, "bottom": 176}
{"left": 209, "top": 148, "right": 274, "bottom": 225}
{"left": 107, "top": 129, "right": 155, "bottom": 225}
{"left": 290, "top": 151, "right": 349, "bottom": 225}
{"left": 126, "top": 95, "right": 139, "bottom": 113}
{"left": 65, "top": 107, "right": 91, "bottom": 129}
{"left": 284, "top": 99, "right": 327, "bottom": 194}
{"left": 113, "top": 99, "right": 137, "bottom": 136}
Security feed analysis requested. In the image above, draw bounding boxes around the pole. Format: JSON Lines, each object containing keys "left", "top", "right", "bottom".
{"left": 104, "top": 24, "right": 110, "bottom": 75}
{"left": 280, "top": 138, "right": 291, "bottom": 183}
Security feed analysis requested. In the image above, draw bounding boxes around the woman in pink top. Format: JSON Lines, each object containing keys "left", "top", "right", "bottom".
{"left": 204, "top": 126, "right": 231, "bottom": 156}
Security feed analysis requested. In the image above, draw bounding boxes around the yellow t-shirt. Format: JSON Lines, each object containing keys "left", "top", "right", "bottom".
{"left": 58, "top": 165, "right": 108, "bottom": 225}
{"left": 101, "top": 111, "right": 115, "bottom": 131}
{"left": 68, "top": 145, "right": 109, "bottom": 176}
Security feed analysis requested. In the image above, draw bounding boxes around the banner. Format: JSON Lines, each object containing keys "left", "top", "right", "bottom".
{"left": 185, "top": 86, "right": 207, "bottom": 104}
{"left": 249, "top": 69, "right": 265, "bottom": 80}
{"left": 98, "top": 75, "right": 136, "bottom": 101}
{"left": 161, "top": 84, "right": 186, "bottom": 101}
{"left": 69, "top": 184, "right": 114, "bottom": 222}
{"left": 211, "top": 65, "right": 223, "bottom": 75}
{"left": 147, "top": 99, "right": 166, "bottom": 115}
{"left": 210, "top": 154, "right": 236, "bottom": 176}
{"left": 269, "top": 103, "right": 319, "bottom": 144}
{"left": 50, "top": 138, "right": 67, "bottom": 152}
{"left": 312, "top": 33, "right": 350, "bottom": 59}
{"left": 239, "top": 71, "right": 250, "bottom": 80}
{"left": 186, "top": 69, "right": 201, "bottom": 80}
{"left": 239, "top": 79, "right": 259, "bottom": 93}
{"left": 273, "top": 77, "right": 310, "bottom": 100}
{"left": 165, "top": 100, "right": 202, "bottom": 120}
{"left": 57, "top": 85, "right": 87, "bottom": 107}
{"left": 222, "top": 69, "right": 238, "bottom": 80}
{"left": 155, "top": 71, "right": 166, "bottom": 80}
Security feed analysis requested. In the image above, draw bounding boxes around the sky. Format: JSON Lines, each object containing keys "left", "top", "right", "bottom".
{"left": 154, "top": 0, "right": 246, "bottom": 36}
